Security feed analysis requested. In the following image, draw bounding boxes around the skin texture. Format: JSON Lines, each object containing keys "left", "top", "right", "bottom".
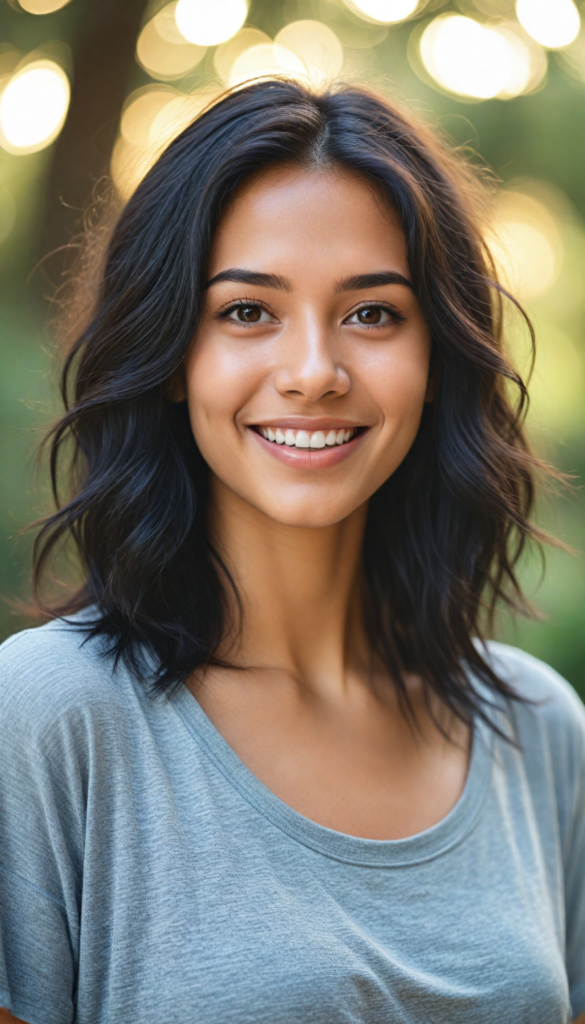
{"left": 175, "top": 164, "right": 475, "bottom": 841}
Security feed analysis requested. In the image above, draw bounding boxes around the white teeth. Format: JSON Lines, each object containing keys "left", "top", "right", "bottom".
{"left": 259, "top": 427, "right": 357, "bottom": 447}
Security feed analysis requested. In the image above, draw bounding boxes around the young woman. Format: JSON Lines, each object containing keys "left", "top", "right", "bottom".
{"left": 0, "top": 80, "right": 583, "bottom": 1024}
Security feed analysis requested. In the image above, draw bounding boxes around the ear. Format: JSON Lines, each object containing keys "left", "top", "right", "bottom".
{"left": 167, "top": 364, "right": 187, "bottom": 403}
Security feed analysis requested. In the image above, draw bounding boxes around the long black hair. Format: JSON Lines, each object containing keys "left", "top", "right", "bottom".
{"left": 34, "top": 79, "right": 552, "bottom": 727}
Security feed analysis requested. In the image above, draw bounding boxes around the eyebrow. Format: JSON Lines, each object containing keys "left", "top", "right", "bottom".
{"left": 335, "top": 272, "right": 413, "bottom": 292}
{"left": 205, "top": 268, "right": 413, "bottom": 293}
{"left": 206, "top": 269, "right": 293, "bottom": 291}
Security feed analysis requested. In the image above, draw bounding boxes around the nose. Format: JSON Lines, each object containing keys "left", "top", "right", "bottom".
{"left": 273, "top": 312, "right": 350, "bottom": 402}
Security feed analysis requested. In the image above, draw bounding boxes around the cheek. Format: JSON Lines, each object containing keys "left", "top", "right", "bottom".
{"left": 184, "top": 336, "right": 257, "bottom": 440}
{"left": 364, "top": 339, "right": 431, "bottom": 471}
{"left": 367, "top": 336, "right": 431, "bottom": 420}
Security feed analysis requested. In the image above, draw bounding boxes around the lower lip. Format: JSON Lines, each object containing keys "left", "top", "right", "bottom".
{"left": 250, "top": 429, "right": 367, "bottom": 468}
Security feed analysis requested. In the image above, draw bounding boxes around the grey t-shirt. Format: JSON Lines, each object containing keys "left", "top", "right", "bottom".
{"left": 0, "top": 618, "right": 584, "bottom": 1024}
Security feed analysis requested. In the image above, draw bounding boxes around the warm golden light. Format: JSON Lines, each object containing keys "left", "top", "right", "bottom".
{"left": 121, "top": 86, "right": 179, "bottom": 147}
{"left": 175, "top": 0, "right": 247, "bottom": 47}
{"left": 274, "top": 21, "right": 344, "bottom": 88}
{"left": 516, "top": 0, "right": 580, "bottom": 50}
{"left": 344, "top": 0, "right": 418, "bottom": 23}
{"left": 487, "top": 190, "right": 563, "bottom": 300}
{"left": 419, "top": 15, "right": 543, "bottom": 100}
{"left": 556, "top": 31, "right": 585, "bottom": 84}
{"left": 493, "top": 22, "right": 547, "bottom": 98}
{"left": 110, "top": 137, "right": 158, "bottom": 202}
{"left": 0, "top": 60, "right": 70, "bottom": 154}
{"left": 136, "top": 5, "right": 207, "bottom": 80}
{"left": 214, "top": 28, "right": 271, "bottom": 84}
{"left": 149, "top": 89, "right": 218, "bottom": 148}
{"left": 507, "top": 312, "right": 584, "bottom": 429}
{"left": 495, "top": 221, "right": 557, "bottom": 294}
{"left": 228, "top": 42, "right": 306, "bottom": 88}
{"left": 113, "top": 87, "right": 220, "bottom": 200}
{"left": 19, "top": 0, "right": 72, "bottom": 11}
{"left": 529, "top": 323, "right": 583, "bottom": 428}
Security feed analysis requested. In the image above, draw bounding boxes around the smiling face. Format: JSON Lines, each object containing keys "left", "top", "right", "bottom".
{"left": 181, "top": 164, "right": 432, "bottom": 528}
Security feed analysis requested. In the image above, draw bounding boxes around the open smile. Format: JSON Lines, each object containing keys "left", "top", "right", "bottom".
{"left": 249, "top": 423, "right": 368, "bottom": 467}
{"left": 256, "top": 425, "right": 359, "bottom": 448}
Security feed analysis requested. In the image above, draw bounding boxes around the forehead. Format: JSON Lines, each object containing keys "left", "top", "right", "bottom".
{"left": 209, "top": 164, "right": 409, "bottom": 279}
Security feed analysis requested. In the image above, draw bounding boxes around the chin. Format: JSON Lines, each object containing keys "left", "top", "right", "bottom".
{"left": 259, "top": 497, "right": 359, "bottom": 530}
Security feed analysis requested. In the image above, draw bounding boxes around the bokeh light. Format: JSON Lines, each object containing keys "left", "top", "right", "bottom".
{"left": 516, "top": 0, "right": 580, "bottom": 50}
{"left": 343, "top": 0, "right": 419, "bottom": 24}
{"left": 487, "top": 189, "right": 563, "bottom": 300}
{"left": 491, "top": 183, "right": 585, "bottom": 434}
{"left": 228, "top": 42, "right": 306, "bottom": 88}
{"left": 214, "top": 28, "right": 271, "bottom": 84}
{"left": 530, "top": 322, "right": 583, "bottom": 429}
{"left": 0, "top": 60, "right": 70, "bottom": 155}
{"left": 274, "top": 21, "right": 344, "bottom": 88}
{"left": 18, "top": 0, "right": 72, "bottom": 12}
{"left": 113, "top": 87, "right": 220, "bottom": 199}
{"left": 110, "top": 137, "right": 156, "bottom": 202}
{"left": 175, "top": 0, "right": 247, "bottom": 47}
{"left": 149, "top": 91, "right": 214, "bottom": 148}
{"left": 494, "top": 22, "right": 547, "bottom": 98}
{"left": 0, "top": 185, "right": 17, "bottom": 245}
{"left": 136, "top": 5, "right": 207, "bottom": 80}
{"left": 120, "top": 85, "right": 179, "bottom": 147}
{"left": 419, "top": 15, "right": 544, "bottom": 100}
{"left": 556, "top": 31, "right": 585, "bottom": 84}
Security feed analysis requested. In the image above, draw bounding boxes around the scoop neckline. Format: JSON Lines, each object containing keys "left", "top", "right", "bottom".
{"left": 170, "top": 681, "right": 495, "bottom": 868}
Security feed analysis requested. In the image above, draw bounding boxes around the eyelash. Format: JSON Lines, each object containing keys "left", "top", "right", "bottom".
{"left": 347, "top": 301, "right": 407, "bottom": 328}
{"left": 214, "top": 298, "right": 267, "bottom": 325}
{"left": 215, "top": 299, "right": 407, "bottom": 327}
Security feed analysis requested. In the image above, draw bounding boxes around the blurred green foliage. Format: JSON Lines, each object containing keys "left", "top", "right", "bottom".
{"left": 0, "top": 0, "right": 583, "bottom": 699}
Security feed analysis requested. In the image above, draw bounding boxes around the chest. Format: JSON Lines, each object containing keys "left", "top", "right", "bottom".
{"left": 192, "top": 678, "right": 472, "bottom": 841}
{"left": 75, "top": 755, "right": 570, "bottom": 1024}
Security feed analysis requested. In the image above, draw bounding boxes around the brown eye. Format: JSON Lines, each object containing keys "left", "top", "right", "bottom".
{"left": 221, "top": 303, "right": 274, "bottom": 326}
{"left": 357, "top": 307, "right": 383, "bottom": 324}
{"left": 237, "top": 305, "right": 262, "bottom": 322}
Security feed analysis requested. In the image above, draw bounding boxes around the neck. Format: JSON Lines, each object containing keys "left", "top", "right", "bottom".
{"left": 208, "top": 474, "right": 369, "bottom": 695}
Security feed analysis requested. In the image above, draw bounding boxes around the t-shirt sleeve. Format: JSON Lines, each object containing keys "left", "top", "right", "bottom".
{"left": 484, "top": 642, "right": 585, "bottom": 1019}
{"left": 0, "top": 630, "right": 84, "bottom": 1024}
{"left": 0, "top": 869, "right": 75, "bottom": 1024}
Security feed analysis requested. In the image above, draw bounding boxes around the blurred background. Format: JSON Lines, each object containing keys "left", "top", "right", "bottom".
{"left": 0, "top": 0, "right": 583, "bottom": 696}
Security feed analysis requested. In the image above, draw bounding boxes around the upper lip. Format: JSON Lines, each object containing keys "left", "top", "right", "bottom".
{"left": 249, "top": 418, "right": 368, "bottom": 431}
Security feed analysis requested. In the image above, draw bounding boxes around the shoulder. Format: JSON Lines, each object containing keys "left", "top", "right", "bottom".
{"left": 0, "top": 614, "right": 136, "bottom": 755}
{"left": 482, "top": 639, "right": 581, "bottom": 702}
{"left": 481, "top": 640, "right": 584, "bottom": 721}
{"left": 480, "top": 640, "right": 585, "bottom": 781}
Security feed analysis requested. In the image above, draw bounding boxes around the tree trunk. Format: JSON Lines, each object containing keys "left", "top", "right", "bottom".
{"left": 40, "top": 0, "right": 148, "bottom": 272}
